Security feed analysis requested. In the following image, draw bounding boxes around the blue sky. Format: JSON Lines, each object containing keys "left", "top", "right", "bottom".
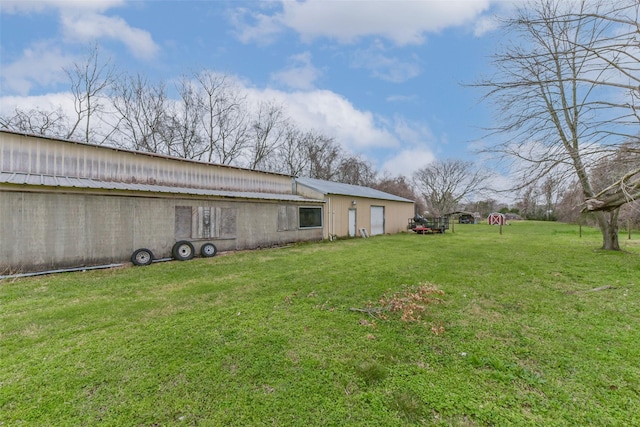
{"left": 0, "top": 0, "right": 517, "bottom": 183}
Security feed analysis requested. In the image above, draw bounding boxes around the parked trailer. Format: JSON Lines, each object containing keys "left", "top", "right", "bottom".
{"left": 408, "top": 215, "right": 450, "bottom": 234}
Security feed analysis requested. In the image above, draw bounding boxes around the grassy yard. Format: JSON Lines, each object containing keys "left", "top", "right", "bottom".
{"left": 1, "top": 221, "right": 639, "bottom": 426}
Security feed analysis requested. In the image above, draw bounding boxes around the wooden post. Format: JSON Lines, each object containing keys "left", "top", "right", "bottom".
{"left": 629, "top": 219, "right": 632, "bottom": 240}
{"left": 579, "top": 223, "right": 582, "bottom": 238}
{"left": 499, "top": 223, "right": 503, "bottom": 235}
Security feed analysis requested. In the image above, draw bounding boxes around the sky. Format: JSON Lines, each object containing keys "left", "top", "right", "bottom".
{"left": 0, "top": 0, "right": 519, "bottom": 187}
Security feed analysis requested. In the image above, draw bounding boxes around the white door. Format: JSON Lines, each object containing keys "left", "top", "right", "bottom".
{"left": 348, "top": 209, "right": 357, "bottom": 237}
{"left": 370, "top": 206, "right": 384, "bottom": 235}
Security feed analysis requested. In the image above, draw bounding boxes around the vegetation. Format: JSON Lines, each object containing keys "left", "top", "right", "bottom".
{"left": 1, "top": 222, "right": 639, "bottom": 426}
{"left": 412, "top": 159, "right": 493, "bottom": 217}
{"left": 475, "top": 0, "right": 640, "bottom": 250}
{"left": 0, "top": 46, "right": 381, "bottom": 189}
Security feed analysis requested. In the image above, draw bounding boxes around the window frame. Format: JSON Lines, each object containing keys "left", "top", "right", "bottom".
{"left": 298, "top": 206, "right": 323, "bottom": 229}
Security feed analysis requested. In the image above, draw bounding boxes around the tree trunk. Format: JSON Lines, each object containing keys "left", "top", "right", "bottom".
{"left": 594, "top": 210, "right": 620, "bottom": 250}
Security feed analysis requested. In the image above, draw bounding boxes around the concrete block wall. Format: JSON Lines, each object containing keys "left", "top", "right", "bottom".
{"left": 0, "top": 190, "right": 322, "bottom": 274}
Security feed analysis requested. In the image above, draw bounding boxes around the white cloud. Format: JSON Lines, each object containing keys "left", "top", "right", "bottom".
{"left": 0, "top": 42, "right": 75, "bottom": 95}
{"left": 233, "top": 0, "right": 493, "bottom": 46}
{"left": 473, "top": 15, "right": 500, "bottom": 37}
{"left": 351, "top": 41, "right": 422, "bottom": 83}
{"left": 270, "top": 52, "right": 323, "bottom": 90}
{"left": 0, "top": 0, "right": 125, "bottom": 14}
{"left": 393, "top": 115, "right": 436, "bottom": 146}
{"left": 227, "top": 83, "right": 412, "bottom": 176}
{"left": 60, "top": 12, "right": 159, "bottom": 60}
{"left": 376, "top": 115, "right": 439, "bottom": 175}
{"left": 283, "top": 90, "right": 398, "bottom": 150}
{"left": 0, "top": 92, "right": 76, "bottom": 117}
{"left": 382, "top": 148, "right": 436, "bottom": 177}
{"left": 3, "top": 0, "right": 159, "bottom": 62}
{"left": 229, "top": 5, "right": 286, "bottom": 46}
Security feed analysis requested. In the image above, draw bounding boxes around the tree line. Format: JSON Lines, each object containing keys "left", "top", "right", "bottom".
{"left": 0, "top": 47, "right": 384, "bottom": 188}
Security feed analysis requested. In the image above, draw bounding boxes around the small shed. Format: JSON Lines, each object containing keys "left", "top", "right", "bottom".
{"left": 446, "top": 211, "right": 476, "bottom": 224}
{"left": 294, "top": 177, "right": 415, "bottom": 239}
{"left": 487, "top": 212, "right": 507, "bottom": 225}
{"left": 458, "top": 212, "right": 475, "bottom": 224}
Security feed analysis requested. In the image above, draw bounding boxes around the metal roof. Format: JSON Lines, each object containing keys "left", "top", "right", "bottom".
{"left": 0, "top": 172, "right": 322, "bottom": 203}
{"left": 295, "top": 177, "right": 414, "bottom": 203}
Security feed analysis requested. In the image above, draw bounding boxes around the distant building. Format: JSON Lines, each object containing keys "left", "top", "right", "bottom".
{"left": 295, "top": 177, "right": 414, "bottom": 239}
{"left": 487, "top": 212, "right": 507, "bottom": 225}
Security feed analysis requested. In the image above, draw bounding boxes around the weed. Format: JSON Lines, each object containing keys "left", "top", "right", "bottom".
{"left": 388, "top": 389, "right": 426, "bottom": 422}
{"left": 354, "top": 360, "right": 387, "bottom": 386}
{"left": 377, "top": 282, "right": 445, "bottom": 324}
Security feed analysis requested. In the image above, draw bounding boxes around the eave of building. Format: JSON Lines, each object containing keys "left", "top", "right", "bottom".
{"left": 0, "top": 172, "right": 323, "bottom": 203}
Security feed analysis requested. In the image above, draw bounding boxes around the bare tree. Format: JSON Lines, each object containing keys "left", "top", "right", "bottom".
{"left": 473, "top": 0, "right": 639, "bottom": 250}
{"left": 166, "top": 76, "right": 205, "bottom": 160}
{"left": 194, "top": 71, "right": 227, "bottom": 163}
{"left": 584, "top": 142, "right": 640, "bottom": 211}
{"left": 273, "top": 125, "right": 311, "bottom": 176}
{"left": 214, "top": 92, "right": 249, "bottom": 166}
{"left": 247, "top": 101, "right": 288, "bottom": 170}
{"left": 194, "top": 71, "right": 248, "bottom": 165}
{"left": 65, "top": 44, "right": 116, "bottom": 144}
{"left": 110, "top": 74, "right": 170, "bottom": 154}
{"left": 413, "top": 159, "right": 492, "bottom": 217}
{"left": 0, "top": 107, "right": 69, "bottom": 138}
{"left": 306, "top": 135, "right": 342, "bottom": 180}
{"left": 556, "top": 180, "right": 585, "bottom": 223}
{"left": 335, "top": 155, "right": 377, "bottom": 186}
{"left": 541, "top": 176, "right": 562, "bottom": 219}
{"left": 516, "top": 184, "right": 540, "bottom": 219}
{"left": 374, "top": 174, "right": 423, "bottom": 212}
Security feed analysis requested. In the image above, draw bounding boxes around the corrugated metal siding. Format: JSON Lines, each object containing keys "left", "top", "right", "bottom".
{"left": 0, "top": 131, "right": 293, "bottom": 194}
{"left": 324, "top": 195, "right": 414, "bottom": 239}
{"left": 382, "top": 201, "right": 415, "bottom": 234}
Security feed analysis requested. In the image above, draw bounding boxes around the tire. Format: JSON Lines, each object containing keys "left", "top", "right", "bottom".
{"left": 172, "top": 240, "right": 195, "bottom": 261}
{"left": 201, "top": 242, "right": 217, "bottom": 258}
{"left": 131, "top": 248, "right": 154, "bottom": 266}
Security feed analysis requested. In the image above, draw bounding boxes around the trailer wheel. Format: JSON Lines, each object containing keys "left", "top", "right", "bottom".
{"left": 131, "top": 248, "right": 154, "bottom": 266}
{"left": 172, "top": 240, "right": 195, "bottom": 261}
{"left": 201, "top": 242, "right": 217, "bottom": 257}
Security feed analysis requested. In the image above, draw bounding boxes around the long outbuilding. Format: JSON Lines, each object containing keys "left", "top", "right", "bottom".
{"left": 0, "top": 130, "right": 415, "bottom": 274}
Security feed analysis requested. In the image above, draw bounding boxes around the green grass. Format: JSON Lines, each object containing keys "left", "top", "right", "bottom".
{"left": 1, "top": 221, "right": 639, "bottom": 426}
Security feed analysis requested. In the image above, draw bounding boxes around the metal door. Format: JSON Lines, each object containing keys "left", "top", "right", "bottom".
{"left": 370, "top": 206, "right": 384, "bottom": 235}
{"left": 348, "top": 209, "right": 357, "bottom": 237}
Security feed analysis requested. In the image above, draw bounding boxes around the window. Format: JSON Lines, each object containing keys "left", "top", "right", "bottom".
{"left": 299, "top": 207, "right": 322, "bottom": 228}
